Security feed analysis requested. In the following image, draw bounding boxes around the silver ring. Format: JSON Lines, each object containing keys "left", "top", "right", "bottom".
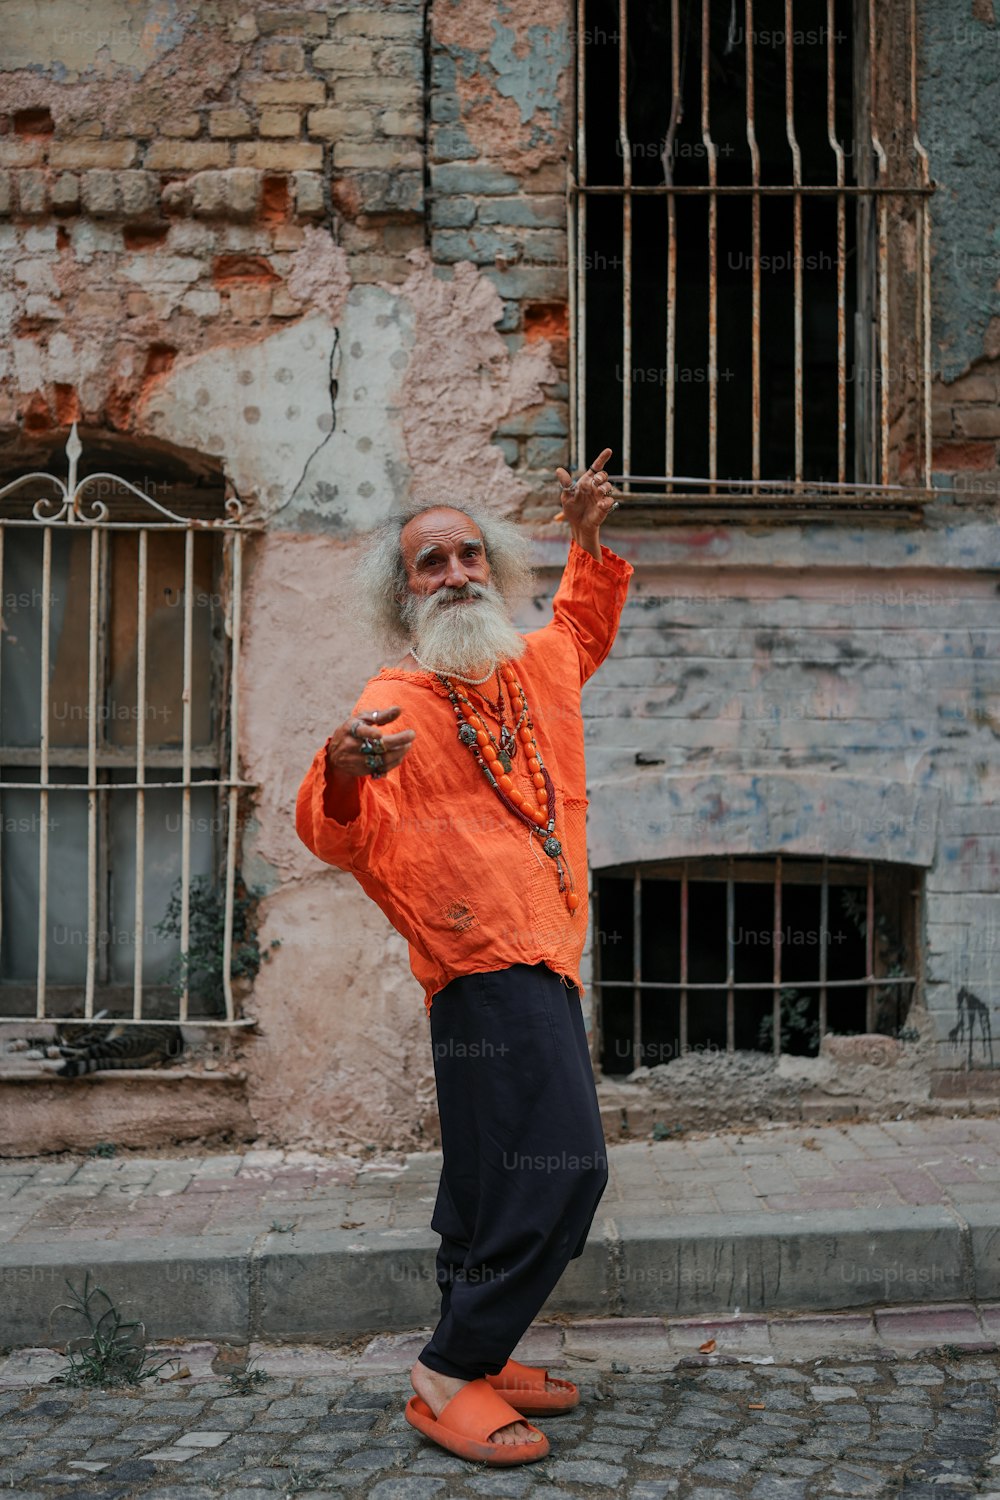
{"left": 610, "top": 500, "right": 620, "bottom": 512}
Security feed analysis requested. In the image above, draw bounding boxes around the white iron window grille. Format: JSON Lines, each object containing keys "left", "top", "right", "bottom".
{"left": 594, "top": 854, "right": 921, "bottom": 1073}
{"left": 0, "top": 425, "right": 259, "bottom": 1027}
{"left": 571, "top": 0, "right": 934, "bottom": 521}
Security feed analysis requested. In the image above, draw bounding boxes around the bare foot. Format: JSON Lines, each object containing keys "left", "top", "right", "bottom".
{"left": 410, "top": 1359, "right": 543, "bottom": 1447}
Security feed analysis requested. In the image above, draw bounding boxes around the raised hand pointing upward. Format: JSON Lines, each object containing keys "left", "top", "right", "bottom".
{"left": 552, "top": 448, "right": 617, "bottom": 561}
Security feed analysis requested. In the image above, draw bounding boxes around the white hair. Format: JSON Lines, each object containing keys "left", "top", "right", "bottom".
{"left": 354, "top": 502, "right": 534, "bottom": 651}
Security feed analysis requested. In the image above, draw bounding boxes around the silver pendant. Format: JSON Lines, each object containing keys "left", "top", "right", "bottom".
{"left": 458, "top": 723, "right": 478, "bottom": 747}
{"left": 500, "top": 727, "right": 517, "bottom": 760}
{"left": 543, "top": 836, "right": 562, "bottom": 858}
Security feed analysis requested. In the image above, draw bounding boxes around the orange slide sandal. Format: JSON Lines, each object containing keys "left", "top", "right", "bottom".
{"left": 405, "top": 1378, "right": 550, "bottom": 1466}
{"left": 486, "top": 1357, "right": 580, "bottom": 1415}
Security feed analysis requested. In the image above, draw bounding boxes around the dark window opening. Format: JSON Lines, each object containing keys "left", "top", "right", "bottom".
{"left": 595, "top": 855, "right": 919, "bottom": 1075}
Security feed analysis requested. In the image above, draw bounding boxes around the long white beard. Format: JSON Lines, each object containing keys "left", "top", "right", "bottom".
{"left": 401, "top": 583, "right": 526, "bottom": 677}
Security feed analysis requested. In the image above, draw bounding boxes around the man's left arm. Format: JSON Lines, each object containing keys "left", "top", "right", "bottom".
{"left": 539, "top": 447, "right": 634, "bottom": 684}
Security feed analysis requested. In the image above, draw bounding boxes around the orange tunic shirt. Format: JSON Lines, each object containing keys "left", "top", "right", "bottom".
{"left": 295, "top": 539, "right": 633, "bottom": 1011}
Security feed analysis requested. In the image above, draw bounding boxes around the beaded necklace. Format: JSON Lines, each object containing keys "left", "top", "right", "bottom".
{"left": 437, "top": 662, "right": 579, "bottom": 915}
{"left": 466, "top": 669, "right": 527, "bottom": 767}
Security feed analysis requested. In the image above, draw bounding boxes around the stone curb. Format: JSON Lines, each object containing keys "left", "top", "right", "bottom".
{"left": 3, "top": 1204, "right": 1000, "bottom": 1347}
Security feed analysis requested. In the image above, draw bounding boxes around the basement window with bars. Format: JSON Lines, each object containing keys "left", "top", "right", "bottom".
{"left": 594, "top": 855, "right": 920, "bottom": 1074}
{"left": 0, "top": 431, "right": 255, "bottom": 1029}
{"left": 571, "top": 0, "right": 933, "bottom": 521}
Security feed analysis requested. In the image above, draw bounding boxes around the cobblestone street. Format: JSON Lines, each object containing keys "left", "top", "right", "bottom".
{"left": 3, "top": 1350, "right": 1000, "bottom": 1500}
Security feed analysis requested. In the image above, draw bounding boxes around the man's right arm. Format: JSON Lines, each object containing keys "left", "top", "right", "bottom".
{"left": 295, "top": 704, "right": 415, "bottom": 871}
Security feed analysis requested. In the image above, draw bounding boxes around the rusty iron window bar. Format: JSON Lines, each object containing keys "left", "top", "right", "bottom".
{"left": 0, "top": 425, "right": 259, "bottom": 1028}
{"left": 570, "top": 0, "right": 934, "bottom": 521}
{"left": 593, "top": 854, "right": 921, "bottom": 1073}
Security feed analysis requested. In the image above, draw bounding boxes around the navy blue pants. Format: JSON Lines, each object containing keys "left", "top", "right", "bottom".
{"left": 418, "top": 962, "right": 609, "bottom": 1381}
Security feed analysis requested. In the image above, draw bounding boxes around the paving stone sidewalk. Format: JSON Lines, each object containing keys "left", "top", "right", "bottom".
{"left": 3, "top": 1116, "right": 1000, "bottom": 1249}
{"left": 4, "top": 1117, "right": 1000, "bottom": 1347}
{"left": 2, "top": 1343, "right": 1000, "bottom": 1500}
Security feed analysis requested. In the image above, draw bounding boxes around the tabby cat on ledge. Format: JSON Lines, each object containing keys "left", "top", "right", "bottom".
{"left": 55, "top": 1015, "right": 184, "bottom": 1077}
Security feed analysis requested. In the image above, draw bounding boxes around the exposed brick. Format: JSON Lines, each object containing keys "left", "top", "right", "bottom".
{"left": 331, "top": 12, "right": 423, "bottom": 37}
{"left": 257, "top": 8, "right": 328, "bottom": 35}
{"left": 333, "top": 76, "right": 421, "bottom": 105}
{"left": 260, "top": 174, "right": 291, "bottom": 225}
{"left": 341, "top": 169, "right": 423, "bottom": 215}
{"left": 209, "top": 108, "right": 254, "bottom": 139}
{"left": 307, "top": 107, "right": 376, "bottom": 139}
{"left": 430, "top": 197, "right": 477, "bottom": 228}
{"left": 956, "top": 406, "right": 1000, "bottom": 439}
{"left": 292, "top": 171, "right": 325, "bottom": 217}
{"left": 64, "top": 118, "right": 104, "bottom": 138}
{"left": 212, "top": 253, "right": 280, "bottom": 286}
{"left": 943, "top": 371, "right": 998, "bottom": 402}
{"left": 144, "top": 141, "right": 231, "bottom": 171}
{"left": 333, "top": 142, "right": 421, "bottom": 170}
{"left": 525, "top": 436, "right": 568, "bottom": 468}
{"left": 430, "top": 162, "right": 521, "bottom": 196}
{"left": 381, "top": 110, "right": 423, "bottom": 137}
{"left": 483, "top": 265, "right": 568, "bottom": 301}
{"left": 234, "top": 142, "right": 324, "bottom": 170}
{"left": 0, "top": 138, "right": 46, "bottom": 167}
{"left": 46, "top": 172, "right": 79, "bottom": 214}
{"left": 259, "top": 109, "right": 302, "bottom": 138}
{"left": 17, "top": 170, "right": 48, "bottom": 216}
{"left": 243, "top": 80, "right": 327, "bottom": 105}
{"left": 377, "top": 45, "right": 424, "bottom": 79}
{"left": 180, "top": 288, "right": 222, "bottom": 317}
{"left": 119, "top": 172, "right": 159, "bottom": 219}
{"left": 931, "top": 439, "right": 998, "bottom": 471}
{"left": 478, "top": 196, "right": 567, "bottom": 228}
{"left": 524, "top": 303, "right": 569, "bottom": 344}
{"left": 161, "top": 113, "right": 203, "bottom": 139}
{"left": 0, "top": 170, "right": 11, "bottom": 216}
{"left": 228, "top": 285, "right": 274, "bottom": 319}
{"left": 312, "top": 40, "right": 376, "bottom": 72}
{"left": 80, "top": 170, "right": 118, "bottom": 217}
{"left": 271, "top": 287, "right": 305, "bottom": 316}
{"left": 931, "top": 401, "right": 953, "bottom": 438}
{"left": 49, "top": 140, "right": 138, "bottom": 170}
{"left": 261, "top": 41, "right": 306, "bottom": 71}
{"left": 190, "top": 169, "right": 261, "bottom": 222}
{"left": 430, "top": 92, "right": 459, "bottom": 124}
{"left": 432, "top": 124, "right": 478, "bottom": 162}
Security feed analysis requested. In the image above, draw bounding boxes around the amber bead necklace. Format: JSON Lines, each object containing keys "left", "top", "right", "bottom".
{"left": 436, "top": 663, "right": 579, "bottom": 914}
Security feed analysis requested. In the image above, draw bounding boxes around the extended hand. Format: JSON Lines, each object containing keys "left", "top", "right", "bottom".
{"left": 552, "top": 447, "right": 616, "bottom": 560}
{"left": 326, "top": 706, "right": 415, "bottom": 780}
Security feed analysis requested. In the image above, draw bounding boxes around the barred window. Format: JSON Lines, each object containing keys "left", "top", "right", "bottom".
{"left": 572, "top": 0, "right": 932, "bottom": 521}
{"left": 0, "top": 430, "right": 254, "bottom": 1028}
{"left": 594, "top": 855, "right": 920, "bottom": 1074}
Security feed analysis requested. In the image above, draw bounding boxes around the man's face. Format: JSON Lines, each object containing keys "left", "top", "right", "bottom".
{"left": 396, "top": 506, "right": 525, "bottom": 674}
{"left": 399, "top": 509, "right": 492, "bottom": 601}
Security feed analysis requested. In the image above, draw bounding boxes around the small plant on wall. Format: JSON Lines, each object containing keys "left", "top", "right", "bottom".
{"left": 155, "top": 872, "right": 279, "bottom": 1011}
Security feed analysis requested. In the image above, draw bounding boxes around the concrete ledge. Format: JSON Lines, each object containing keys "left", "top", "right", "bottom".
{"left": 1, "top": 1205, "right": 994, "bottom": 1348}
{"left": 0, "top": 1236, "right": 253, "bottom": 1347}
{"left": 0, "top": 1071, "right": 256, "bottom": 1155}
{"left": 613, "top": 1207, "right": 968, "bottom": 1315}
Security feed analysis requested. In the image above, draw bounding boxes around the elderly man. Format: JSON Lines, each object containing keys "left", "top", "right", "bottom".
{"left": 295, "top": 450, "right": 632, "bottom": 1467}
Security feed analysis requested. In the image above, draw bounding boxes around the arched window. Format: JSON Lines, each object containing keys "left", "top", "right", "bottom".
{"left": 0, "top": 427, "right": 257, "bottom": 1029}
